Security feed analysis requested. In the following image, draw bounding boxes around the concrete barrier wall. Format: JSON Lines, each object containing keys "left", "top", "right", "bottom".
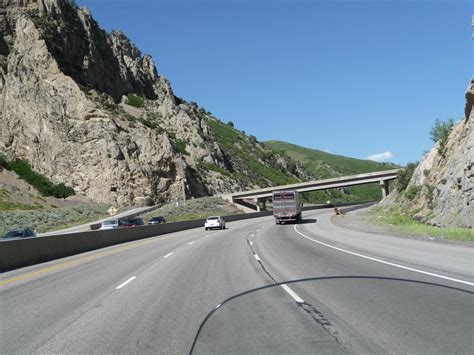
{"left": 0, "top": 202, "right": 373, "bottom": 272}
{"left": 0, "top": 218, "right": 205, "bottom": 272}
{"left": 339, "top": 202, "right": 375, "bottom": 214}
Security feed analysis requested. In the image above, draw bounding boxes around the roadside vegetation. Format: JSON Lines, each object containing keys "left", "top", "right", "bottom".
{"left": 0, "top": 204, "right": 109, "bottom": 237}
{"left": 0, "top": 154, "right": 75, "bottom": 198}
{"left": 368, "top": 206, "right": 473, "bottom": 242}
{"left": 395, "top": 162, "right": 417, "bottom": 192}
{"left": 377, "top": 118, "right": 467, "bottom": 239}
{"left": 430, "top": 118, "right": 454, "bottom": 157}
{"left": 140, "top": 196, "right": 242, "bottom": 223}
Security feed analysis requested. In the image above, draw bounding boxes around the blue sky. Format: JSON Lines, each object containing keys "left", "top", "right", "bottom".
{"left": 77, "top": 0, "right": 472, "bottom": 165}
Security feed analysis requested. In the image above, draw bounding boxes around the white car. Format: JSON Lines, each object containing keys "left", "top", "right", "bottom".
{"left": 205, "top": 216, "right": 226, "bottom": 230}
{"left": 100, "top": 219, "right": 119, "bottom": 230}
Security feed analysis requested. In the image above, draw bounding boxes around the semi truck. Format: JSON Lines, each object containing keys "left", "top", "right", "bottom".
{"left": 272, "top": 190, "right": 302, "bottom": 224}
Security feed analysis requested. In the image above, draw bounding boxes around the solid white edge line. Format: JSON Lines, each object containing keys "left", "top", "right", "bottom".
{"left": 116, "top": 276, "right": 136, "bottom": 290}
{"left": 293, "top": 225, "right": 474, "bottom": 287}
{"left": 164, "top": 252, "right": 174, "bottom": 258}
{"left": 281, "top": 284, "right": 304, "bottom": 303}
{"left": 254, "top": 254, "right": 261, "bottom": 261}
{"left": 188, "top": 241, "right": 194, "bottom": 245}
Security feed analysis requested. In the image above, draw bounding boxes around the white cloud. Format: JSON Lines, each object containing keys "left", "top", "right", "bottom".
{"left": 365, "top": 151, "right": 394, "bottom": 162}
{"left": 323, "top": 148, "right": 330, "bottom": 153}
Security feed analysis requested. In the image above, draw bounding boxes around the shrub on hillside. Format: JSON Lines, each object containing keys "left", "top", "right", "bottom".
{"left": 126, "top": 93, "right": 144, "bottom": 108}
{"left": 196, "top": 161, "right": 231, "bottom": 176}
{"left": 404, "top": 185, "right": 421, "bottom": 200}
{"left": 424, "top": 184, "right": 435, "bottom": 209}
{"left": 0, "top": 153, "right": 8, "bottom": 171}
{"left": 172, "top": 138, "right": 189, "bottom": 156}
{"left": 396, "top": 162, "right": 417, "bottom": 192}
{"left": 9, "top": 159, "right": 75, "bottom": 198}
{"left": 430, "top": 118, "right": 454, "bottom": 156}
{"left": 0, "top": 205, "right": 107, "bottom": 236}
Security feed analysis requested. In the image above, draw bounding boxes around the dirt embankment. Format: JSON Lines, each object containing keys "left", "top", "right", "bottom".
{"left": 331, "top": 206, "right": 473, "bottom": 246}
{"left": 0, "top": 169, "right": 93, "bottom": 209}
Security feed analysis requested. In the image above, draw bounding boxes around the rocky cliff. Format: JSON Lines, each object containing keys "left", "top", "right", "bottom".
{"left": 0, "top": 0, "right": 310, "bottom": 206}
{"left": 385, "top": 78, "right": 473, "bottom": 228}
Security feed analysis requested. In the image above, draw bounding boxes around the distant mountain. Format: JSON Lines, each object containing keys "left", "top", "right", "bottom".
{"left": 265, "top": 141, "right": 399, "bottom": 202}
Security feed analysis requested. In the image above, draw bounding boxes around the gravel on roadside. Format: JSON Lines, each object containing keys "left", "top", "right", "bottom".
{"left": 330, "top": 207, "right": 473, "bottom": 247}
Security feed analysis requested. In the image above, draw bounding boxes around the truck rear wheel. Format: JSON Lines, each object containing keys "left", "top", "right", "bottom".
{"left": 295, "top": 213, "right": 302, "bottom": 224}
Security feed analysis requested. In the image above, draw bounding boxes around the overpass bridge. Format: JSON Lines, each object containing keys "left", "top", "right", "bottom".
{"left": 225, "top": 169, "right": 400, "bottom": 211}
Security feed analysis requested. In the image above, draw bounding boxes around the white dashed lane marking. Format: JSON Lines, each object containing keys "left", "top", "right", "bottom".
{"left": 164, "top": 252, "right": 174, "bottom": 258}
{"left": 281, "top": 284, "right": 304, "bottom": 303}
{"left": 116, "top": 276, "right": 136, "bottom": 290}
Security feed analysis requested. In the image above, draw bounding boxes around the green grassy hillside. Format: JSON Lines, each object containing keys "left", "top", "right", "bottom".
{"left": 265, "top": 140, "right": 399, "bottom": 202}
{"left": 194, "top": 118, "right": 304, "bottom": 187}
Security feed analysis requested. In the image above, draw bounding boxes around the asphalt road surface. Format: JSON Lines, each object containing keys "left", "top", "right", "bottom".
{"left": 1, "top": 208, "right": 473, "bottom": 354}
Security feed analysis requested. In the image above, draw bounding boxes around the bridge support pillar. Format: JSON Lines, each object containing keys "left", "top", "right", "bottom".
{"left": 380, "top": 180, "right": 389, "bottom": 199}
{"left": 256, "top": 197, "right": 267, "bottom": 212}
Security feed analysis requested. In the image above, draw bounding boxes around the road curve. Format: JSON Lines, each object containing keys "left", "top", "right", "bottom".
{"left": 1, "top": 209, "right": 472, "bottom": 354}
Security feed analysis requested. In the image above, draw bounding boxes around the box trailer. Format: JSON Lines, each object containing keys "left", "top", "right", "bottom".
{"left": 272, "top": 190, "right": 302, "bottom": 224}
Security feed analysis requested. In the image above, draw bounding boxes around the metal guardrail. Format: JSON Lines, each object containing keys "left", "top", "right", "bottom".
{"left": 339, "top": 202, "right": 376, "bottom": 214}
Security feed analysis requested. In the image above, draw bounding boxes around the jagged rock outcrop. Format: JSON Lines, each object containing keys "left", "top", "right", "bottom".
{"left": 0, "top": 0, "right": 309, "bottom": 206}
{"left": 386, "top": 78, "right": 473, "bottom": 228}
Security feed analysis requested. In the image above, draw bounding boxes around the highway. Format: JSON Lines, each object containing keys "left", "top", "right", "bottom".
{"left": 38, "top": 205, "right": 161, "bottom": 237}
{"left": 1, "top": 208, "right": 473, "bottom": 354}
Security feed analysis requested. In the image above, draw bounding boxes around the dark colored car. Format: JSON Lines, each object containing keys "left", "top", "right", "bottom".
{"left": 3, "top": 228, "right": 36, "bottom": 239}
{"left": 119, "top": 217, "right": 145, "bottom": 227}
{"left": 148, "top": 216, "right": 166, "bottom": 225}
